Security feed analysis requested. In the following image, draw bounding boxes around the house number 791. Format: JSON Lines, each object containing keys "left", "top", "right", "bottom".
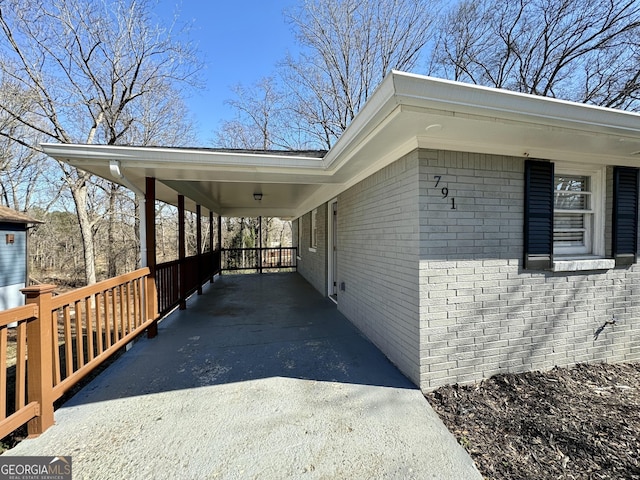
{"left": 434, "top": 176, "right": 456, "bottom": 209}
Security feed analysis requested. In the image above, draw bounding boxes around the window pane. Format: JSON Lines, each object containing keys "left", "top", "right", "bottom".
{"left": 555, "top": 175, "right": 588, "bottom": 192}
{"left": 552, "top": 171, "right": 598, "bottom": 255}
{"left": 554, "top": 231, "right": 585, "bottom": 246}
{"left": 310, "top": 209, "right": 317, "bottom": 248}
{"left": 554, "top": 212, "right": 587, "bottom": 247}
{"left": 554, "top": 212, "right": 584, "bottom": 230}
{"left": 555, "top": 192, "right": 588, "bottom": 210}
{"left": 555, "top": 175, "right": 590, "bottom": 210}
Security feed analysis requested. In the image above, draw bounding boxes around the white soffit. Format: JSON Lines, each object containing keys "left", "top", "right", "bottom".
{"left": 42, "top": 71, "right": 640, "bottom": 217}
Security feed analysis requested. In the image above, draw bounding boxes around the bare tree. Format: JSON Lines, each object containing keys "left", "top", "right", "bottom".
{"left": 214, "top": 78, "right": 282, "bottom": 150}
{"left": 0, "top": 76, "right": 60, "bottom": 212}
{"left": 213, "top": 119, "right": 266, "bottom": 150}
{"left": 215, "top": 0, "right": 438, "bottom": 251}
{"left": 430, "top": 0, "right": 640, "bottom": 109}
{"left": 212, "top": 0, "right": 439, "bottom": 150}
{"left": 0, "top": 0, "right": 200, "bottom": 284}
{"left": 282, "top": 0, "right": 441, "bottom": 148}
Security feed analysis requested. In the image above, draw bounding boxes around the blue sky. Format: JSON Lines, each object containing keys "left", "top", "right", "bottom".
{"left": 155, "top": 1, "right": 299, "bottom": 145}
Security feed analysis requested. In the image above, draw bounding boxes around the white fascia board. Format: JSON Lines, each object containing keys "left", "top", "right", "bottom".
{"left": 391, "top": 71, "right": 640, "bottom": 137}
{"left": 322, "top": 73, "right": 398, "bottom": 171}
{"left": 41, "top": 144, "right": 326, "bottom": 171}
{"left": 320, "top": 70, "right": 640, "bottom": 181}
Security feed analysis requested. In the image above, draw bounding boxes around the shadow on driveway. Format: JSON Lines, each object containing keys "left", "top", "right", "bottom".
{"left": 72, "top": 273, "right": 415, "bottom": 405}
{"left": 4, "top": 273, "right": 482, "bottom": 479}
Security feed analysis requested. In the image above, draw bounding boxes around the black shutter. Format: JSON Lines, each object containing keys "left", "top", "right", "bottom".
{"left": 524, "top": 160, "right": 554, "bottom": 269}
{"left": 613, "top": 166, "right": 639, "bottom": 266}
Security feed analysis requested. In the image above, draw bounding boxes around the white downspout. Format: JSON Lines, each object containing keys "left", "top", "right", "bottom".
{"left": 109, "top": 160, "right": 147, "bottom": 268}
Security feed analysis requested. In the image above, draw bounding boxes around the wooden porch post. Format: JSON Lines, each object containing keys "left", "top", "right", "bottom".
{"left": 209, "top": 211, "right": 214, "bottom": 283}
{"left": 21, "top": 284, "right": 56, "bottom": 436}
{"left": 145, "top": 177, "right": 158, "bottom": 338}
{"left": 196, "top": 204, "right": 203, "bottom": 295}
{"left": 178, "top": 195, "right": 186, "bottom": 310}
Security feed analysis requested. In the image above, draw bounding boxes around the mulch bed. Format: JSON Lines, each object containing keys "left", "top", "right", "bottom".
{"left": 427, "top": 363, "right": 640, "bottom": 480}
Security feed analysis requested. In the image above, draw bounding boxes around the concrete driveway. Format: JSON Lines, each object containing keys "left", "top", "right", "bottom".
{"left": 4, "top": 273, "right": 481, "bottom": 479}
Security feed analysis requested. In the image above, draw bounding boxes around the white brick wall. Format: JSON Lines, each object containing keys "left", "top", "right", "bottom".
{"left": 419, "top": 150, "right": 640, "bottom": 390}
{"left": 337, "top": 151, "right": 421, "bottom": 384}
{"left": 295, "top": 148, "right": 640, "bottom": 392}
{"left": 296, "top": 205, "right": 328, "bottom": 296}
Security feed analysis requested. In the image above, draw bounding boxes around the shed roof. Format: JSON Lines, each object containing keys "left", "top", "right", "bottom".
{"left": 0, "top": 206, "right": 43, "bottom": 225}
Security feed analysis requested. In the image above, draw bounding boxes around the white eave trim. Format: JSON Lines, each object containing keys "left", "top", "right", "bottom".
{"left": 41, "top": 144, "right": 327, "bottom": 170}
{"left": 391, "top": 71, "right": 640, "bottom": 136}
{"left": 42, "top": 72, "right": 640, "bottom": 178}
{"left": 40, "top": 71, "right": 640, "bottom": 218}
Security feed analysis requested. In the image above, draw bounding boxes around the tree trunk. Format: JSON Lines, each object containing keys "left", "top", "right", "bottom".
{"left": 107, "top": 183, "right": 117, "bottom": 278}
{"left": 70, "top": 177, "right": 97, "bottom": 285}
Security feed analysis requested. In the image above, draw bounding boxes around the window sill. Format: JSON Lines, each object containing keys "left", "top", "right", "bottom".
{"left": 308, "top": 247, "right": 317, "bottom": 253}
{"left": 553, "top": 257, "right": 615, "bottom": 272}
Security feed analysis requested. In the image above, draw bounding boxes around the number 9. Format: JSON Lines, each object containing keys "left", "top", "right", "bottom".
{"left": 441, "top": 187, "right": 448, "bottom": 198}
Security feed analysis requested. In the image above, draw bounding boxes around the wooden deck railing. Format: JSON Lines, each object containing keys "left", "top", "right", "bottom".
{"left": 221, "top": 247, "right": 297, "bottom": 272}
{"left": 0, "top": 268, "right": 158, "bottom": 440}
{"left": 1, "top": 247, "right": 291, "bottom": 441}
{"left": 0, "top": 304, "right": 40, "bottom": 441}
{"left": 156, "top": 259, "right": 180, "bottom": 315}
{"left": 156, "top": 250, "right": 221, "bottom": 317}
{"left": 48, "top": 269, "right": 155, "bottom": 401}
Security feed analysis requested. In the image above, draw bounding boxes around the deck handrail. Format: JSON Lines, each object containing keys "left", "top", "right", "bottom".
{"left": 1, "top": 247, "right": 292, "bottom": 441}
{"left": 156, "top": 249, "right": 221, "bottom": 316}
{"left": 0, "top": 267, "right": 158, "bottom": 440}
{"left": 0, "top": 304, "right": 40, "bottom": 440}
{"left": 221, "top": 247, "right": 297, "bottom": 272}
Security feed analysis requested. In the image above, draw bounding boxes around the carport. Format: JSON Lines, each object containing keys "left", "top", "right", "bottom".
{"left": 5, "top": 273, "right": 481, "bottom": 479}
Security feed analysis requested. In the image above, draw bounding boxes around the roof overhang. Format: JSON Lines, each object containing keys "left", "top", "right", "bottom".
{"left": 0, "top": 205, "right": 43, "bottom": 225}
{"left": 42, "top": 71, "right": 640, "bottom": 218}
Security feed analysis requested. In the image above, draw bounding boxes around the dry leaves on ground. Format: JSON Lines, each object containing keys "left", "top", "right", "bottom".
{"left": 427, "top": 363, "right": 640, "bottom": 480}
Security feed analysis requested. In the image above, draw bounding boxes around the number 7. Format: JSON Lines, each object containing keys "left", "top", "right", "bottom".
{"left": 434, "top": 175, "right": 442, "bottom": 188}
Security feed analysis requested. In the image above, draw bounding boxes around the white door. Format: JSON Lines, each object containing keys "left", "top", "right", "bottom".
{"left": 331, "top": 201, "right": 338, "bottom": 298}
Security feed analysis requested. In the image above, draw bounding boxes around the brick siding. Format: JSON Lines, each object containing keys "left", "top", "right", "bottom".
{"left": 295, "top": 147, "right": 640, "bottom": 392}
{"left": 336, "top": 151, "right": 421, "bottom": 384}
{"left": 419, "top": 150, "right": 640, "bottom": 390}
{"left": 296, "top": 205, "right": 328, "bottom": 296}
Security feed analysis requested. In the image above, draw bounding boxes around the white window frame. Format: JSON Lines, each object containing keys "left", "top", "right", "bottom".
{"left": 309, "top": 209, "right": 318, "bottom": 252}
{"left": 553, "top": 165, "right": 605, "bottom": 258}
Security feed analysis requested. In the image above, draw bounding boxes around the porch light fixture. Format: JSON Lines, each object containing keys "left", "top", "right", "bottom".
{"left": 253, "top": 193, "right": 263, "bottom": 201}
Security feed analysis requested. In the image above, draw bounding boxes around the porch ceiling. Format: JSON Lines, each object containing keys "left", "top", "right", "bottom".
{"left": 42, "top": 71, "right": 640, "bottom": 219}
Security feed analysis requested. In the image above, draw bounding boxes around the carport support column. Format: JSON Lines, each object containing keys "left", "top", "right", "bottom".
{"left": 145, "top": 177, "right": 158, "bottom": 338}
{"left": 178, "top": 195, "right": 186, "bottom": 310}
{"left": 196, "top": 204, "right": 203, "bottom": 295}
{"left": 209, "top": 211, "right": 214, "bottom": 283}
